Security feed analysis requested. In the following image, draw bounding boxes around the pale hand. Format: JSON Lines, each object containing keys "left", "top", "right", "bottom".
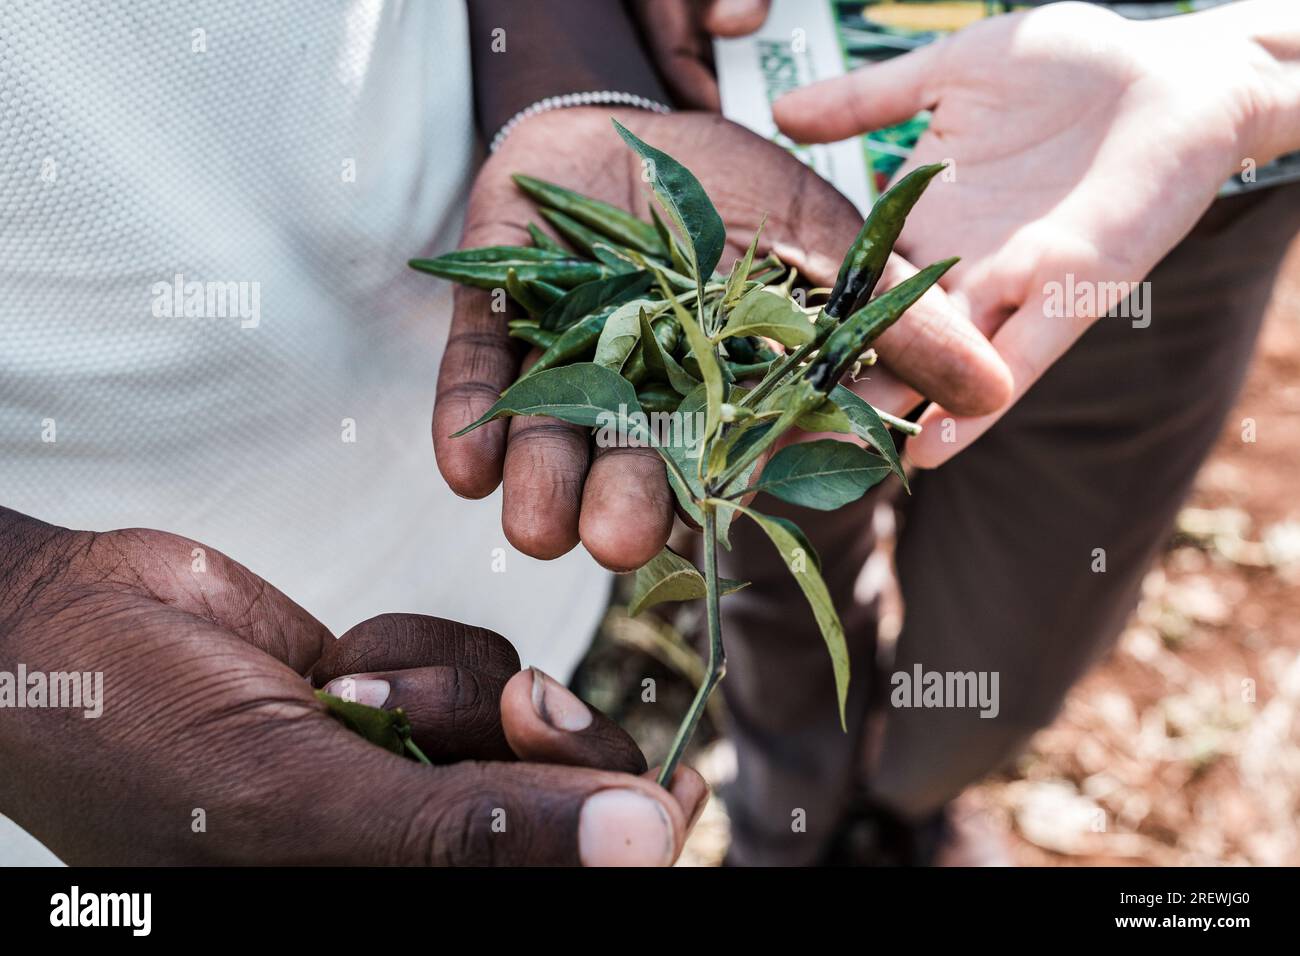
{"left": 773, "top": 2, "right": 1280, "bottom": 465}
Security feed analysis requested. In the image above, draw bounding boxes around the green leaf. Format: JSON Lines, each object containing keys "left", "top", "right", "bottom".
{"left": 713, "top": 502, "right": 848, "bottom": 727}
{"left": 659, "top": 386, "right": 707, "bottom": 524}
{"left": 719, "top": 287, "right": 816, "bottom": 349}
{"left": 627, "top": 547, "right": 749, "bottom": 617}
{"left": 651, "top": 205, "right": 693, "bottom": 276}
{"left": 639, "top": 308, "right": 699, "bottom": 395}
{"left": 706, "top": 416, "right": 768, "bottom": 479}
{"left": 717, "top": 458, "right": 760, "bottom": 550}
{"left": 593, "top": 299, "right": 651, "bottom": 373}
{"left": 785, "top": 387, "right": 909, "bottom": 489}
{"left": 316, "top": 691, "right": 428, "bottom": 763}
{"left": 613, "top": 120, "right": 726, "bottom": 282}
{"left": 754, "top": 439, "right": 890, "bottom": 510}
{"left": 651, "top": 387, "right": 747, "bottom": 549}
{"left": 827, "top": 385, "right": 906, "bottom": 488}
{"left": 763, "top": 514, "right": 822, "bottom": 572}
{"left": 724, "top": 217, "right": 766, "bottom": 307}
{"left": 453, "top": 362, "right": 641, "bottom": 436}
{"left": 792, "top": 396, "right": 853, "bottom": 434}
{"left": 654, "top": 271, "right": 725, "bottom": 450}
{"left": 658, "top": 388, "right": 746, "bottom": 548}
{"left": 724, "top": 378, "right": 825, "bottom": 487}
{"left": 524, "top": 309, "right": 608, "bottom": 377}
{"left": 539, "top": 271, "right": 653, "bottom": 332}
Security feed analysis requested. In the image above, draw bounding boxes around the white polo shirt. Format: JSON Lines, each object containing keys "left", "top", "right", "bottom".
{"left": 0, "top": 0, "right": 608, "bottom": 863}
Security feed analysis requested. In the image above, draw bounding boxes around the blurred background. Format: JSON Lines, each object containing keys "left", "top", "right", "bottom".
{"left": 574, "top": 239, "right": 1300, "bottom": 867}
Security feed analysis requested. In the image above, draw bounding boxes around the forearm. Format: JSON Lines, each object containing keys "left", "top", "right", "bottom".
{"left": 1166, "top": 0, "right": 1300, "bottom": 162}
{"left": 467, "top": 0, "right": 669, "bottom": 142}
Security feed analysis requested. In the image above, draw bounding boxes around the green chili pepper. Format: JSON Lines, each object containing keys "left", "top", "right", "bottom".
{"left": 539, "top": 271, "right": 653, "bottom": 332}
{"left": 725, "top": 335, "right": 779, "bottom": 365}
{"left": 727, "top": 360, "right": 775, "bottom": 380}
{"left": 514, "top": 174, "right": 663, "bottom": 256}
{"left": 408, "top": 256, "right": 607, "bottom": 290}
{"left": 433, "top": 245, "right": 568, "bottom": 264}
{"left": 823, "top": 163, "right": 946, "bottom": 321}
{"left": 806, "top": 257, "right": 958, "bottom": 392}
{"left": 527, "top": 278, "right": 565, "bottom": 306}
{"left": 679, "top": 351, "right": 701, "bottom": 380}
{"left": 506, "top": 268, "right": 551, "bottom": 315}
{"left": 527, "top": 222, "right": 569, "bottom": 256}
{"left": 622, "top": 315, "right": 680, "bottom": 387}
{"left": 636, "top": 383, "right": 682, "bottom": 414}
{"left": 536, "top": 207, "right": 621, "bottom": 260}
{"left": 508, "top": 321, "right": 559, "bottom": 350}
{"left": 316, "top": 691, "right": 430, "bottom": 764}
{"left": 591, "top": 244, "right": 638, "bottom": 273}
{"left": 638, "top": 308, "right": 698, "bottom": 395}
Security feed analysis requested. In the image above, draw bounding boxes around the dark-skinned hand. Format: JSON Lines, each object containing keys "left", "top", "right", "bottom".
{"left": 0, "top": 507, "right": 705, "bottom": 865}
{"left": 433, "top": 107, "right": 1012, "bottom": 571}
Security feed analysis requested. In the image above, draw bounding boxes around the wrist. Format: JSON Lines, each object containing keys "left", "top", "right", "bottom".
{"left": 468, "top": 0, "right": 669, "bottom": 143}
{"left": 489, "top": 91, "right": 670, "bottom": 153}
{"left": 1240, "top": 34, "right": 1300, "bottom": 163}
{"left": 1171, "top": 0, "right": 1300, "bottom": 164}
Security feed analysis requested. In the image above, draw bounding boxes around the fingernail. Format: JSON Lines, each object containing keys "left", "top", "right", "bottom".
{"left": 710, "top": 0, "right": 758, "bottom": 27}
{"left": 579, "top": 790, "right": 675, "bottom": 867}
{"left": 530, "top": 667, "right": 592, "bottom": 731}
{"left": 323, "top": 676, "right": 390, "bottom": 708}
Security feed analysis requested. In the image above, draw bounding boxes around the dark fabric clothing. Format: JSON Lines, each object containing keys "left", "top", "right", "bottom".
{"left": 719, "top": 181, "right": 1300, "bottom": 866}
{"left": 468, "top": 0, "right": 668, "bottom": 141}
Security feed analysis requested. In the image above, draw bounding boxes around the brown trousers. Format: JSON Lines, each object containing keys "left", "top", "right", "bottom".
{"left": 718, "top": 182, "right": 1300, "bottom": 866}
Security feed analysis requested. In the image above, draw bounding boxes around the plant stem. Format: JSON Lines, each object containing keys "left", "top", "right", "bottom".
{"left": 656, "top": 505, "right": 726, "bottom": 787}
{"left": 875, "top": 407, "right": 923, "bottom": 436}
{"left": 738, "top": 339, "right": 815, "bottom": 410}
{"left": 404, "top": 737, "right": 432, "bottom": 765}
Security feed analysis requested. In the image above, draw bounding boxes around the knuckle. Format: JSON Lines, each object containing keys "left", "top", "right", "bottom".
{"left": 435, "top": 667, "right": 500, "bottom": 735}
{"left": 411, "top": 764, "right": 512, "bottom": 866}
{"left": 508, "top": 419, "right": 587, "bottom": 450}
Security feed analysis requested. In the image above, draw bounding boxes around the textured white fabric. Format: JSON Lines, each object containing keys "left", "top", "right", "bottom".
{"left": 0, "top": 0, "right": 609, "bottom": 863}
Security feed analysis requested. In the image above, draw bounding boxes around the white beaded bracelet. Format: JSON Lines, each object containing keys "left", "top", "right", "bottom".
{"left": 489, "top": 90, "right": 672, "bottom": 153}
